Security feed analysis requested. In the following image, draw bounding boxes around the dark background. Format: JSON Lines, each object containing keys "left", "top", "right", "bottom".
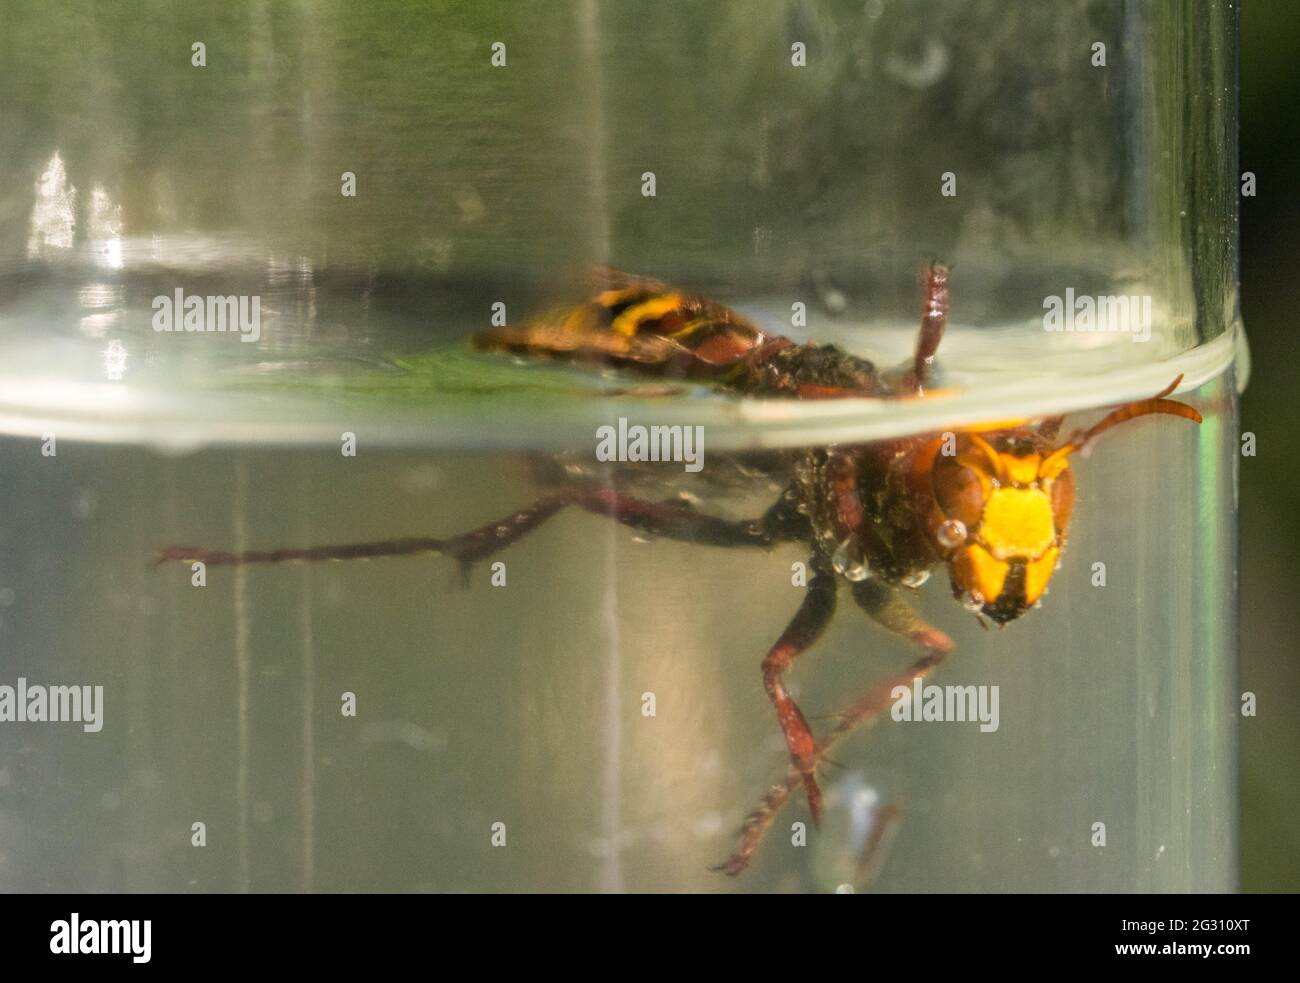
{"left": 1238, "top": 0, "right": 1299, "bottom": 892}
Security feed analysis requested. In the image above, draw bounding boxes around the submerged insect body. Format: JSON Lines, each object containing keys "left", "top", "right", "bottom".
{"left": 726, "top": 377, "right": 1196, "bottom": 834}
{"left": 471, "top": 264, "right": 947, "bottom": 399}
{"left": 812, "top": 425, "right": 1076, "bottom": 624}
{"left": 158, "top": 265, "right": 1201, "bottom": 877}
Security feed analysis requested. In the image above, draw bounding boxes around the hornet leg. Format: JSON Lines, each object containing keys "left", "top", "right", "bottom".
{"left": 717, "top": 579, "right": 953, "bottom": 875}
{"left": 760, "top": 559, "right": 839, "bottom": 828}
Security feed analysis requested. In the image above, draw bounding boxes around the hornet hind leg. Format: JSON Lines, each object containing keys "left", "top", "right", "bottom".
{"left": 157, "top": 486, "right": 810, "bottom": 574}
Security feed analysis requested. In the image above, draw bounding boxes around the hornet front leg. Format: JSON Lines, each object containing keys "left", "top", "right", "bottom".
{"left": 761, "top": 558, "right": 839, "bottom": 828}
{"left": 719, "top": 579, "right": 953, "bottom": 875}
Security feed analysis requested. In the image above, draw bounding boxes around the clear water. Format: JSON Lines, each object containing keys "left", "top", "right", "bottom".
{"left": 0, "top": 271, "right": 1239, "bottom": 892}
{"left": 0, "top": 0, "right": 1243, "bottom": 894}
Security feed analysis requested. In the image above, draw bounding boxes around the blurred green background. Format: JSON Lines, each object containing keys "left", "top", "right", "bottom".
{"left": 1239, "top": 0, "right": 1300, "bottom": 892}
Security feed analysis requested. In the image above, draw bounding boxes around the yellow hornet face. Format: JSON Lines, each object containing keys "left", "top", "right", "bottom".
{"left": 930, "top": 432, "right": 1075, "bottom": 624}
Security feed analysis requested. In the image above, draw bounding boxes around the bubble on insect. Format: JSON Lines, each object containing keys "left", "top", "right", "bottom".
{"left": 901, "top": 570, "right": 930, "bottom": 588}
{"left": 961, "top": 592, "right": 985, "bottom": 613}
{"left": 937, "top": 519, "right": 967, "bottom": 549}
{"left": 831, "top": 539, "right": 869, "bottom": 581}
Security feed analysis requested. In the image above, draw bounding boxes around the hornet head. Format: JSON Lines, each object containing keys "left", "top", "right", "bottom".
{"left": 927, "top": 378, "right": 1202, "bottom": 625}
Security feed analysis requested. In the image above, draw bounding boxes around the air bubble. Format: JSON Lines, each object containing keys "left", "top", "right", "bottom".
{"left": 901, "top": 570, "right": 930, "bottom": 588}
{"left": 937, "top": 519, "right": 967, "bottom": 549}
{"left": 831, "top": 539, "right": 869, "bottom": 582}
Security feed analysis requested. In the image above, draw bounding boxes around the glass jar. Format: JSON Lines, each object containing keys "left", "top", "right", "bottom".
{"left": 0, "top": 0, "right": 1242, "bottom": 891}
